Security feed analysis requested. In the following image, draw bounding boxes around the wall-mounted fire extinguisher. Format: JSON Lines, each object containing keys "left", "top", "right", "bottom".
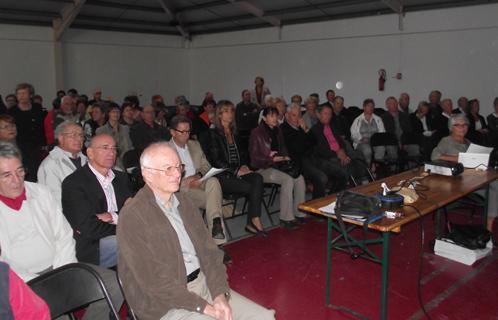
{"left": 378, "top": 69, "right": 386, "bottom": 91}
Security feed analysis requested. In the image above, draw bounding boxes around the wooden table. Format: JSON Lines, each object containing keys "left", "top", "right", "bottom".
{"left": 298, "top": 167, "right": 498, "bottom": 320}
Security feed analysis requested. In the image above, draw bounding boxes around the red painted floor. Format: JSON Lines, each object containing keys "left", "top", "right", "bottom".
{"left": 224, "top": 210, "right": 498, "bottom": 320}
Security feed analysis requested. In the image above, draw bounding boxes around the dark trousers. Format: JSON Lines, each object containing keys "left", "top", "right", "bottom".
{"left": 218, "top": 172, "right": 264, "bottom": 223}
{"left": 315, "top": 158, "right": 349, "bottom": 193}
{"left": 301, "top": 157, "right": 328, "bottom": 199}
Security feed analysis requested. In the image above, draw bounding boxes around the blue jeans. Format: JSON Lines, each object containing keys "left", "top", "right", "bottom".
{"left": 99, "top": 235, "right": 117, "bottom": 268}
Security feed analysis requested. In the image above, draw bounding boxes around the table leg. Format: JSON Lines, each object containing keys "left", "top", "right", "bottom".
{"left": 435, "top": 208, "right": 441, "bottom": 239}
{"left": 326, "top": 218, "right": 333, "bottom": 306}
{"left": 380, "top": 232, "right": 391, "bottom": 320}
{"left": 484, "top": 184, "right": 490, "bottom": 228}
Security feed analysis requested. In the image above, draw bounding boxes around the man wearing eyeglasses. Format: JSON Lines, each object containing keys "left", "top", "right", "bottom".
{"left": 117, "top": 142, "right": 275, "bottom": 320}
{"left": 169, "top": 115, "right": 226, "bottom": 244}
{"left": 61, "top": 133, "right": 132, "bottom": 267}
{"left": 37, "top": 121, "right": 87, "bottom": 204}
{"left": 0, "top": 141, "right": 124, "bottom": 319}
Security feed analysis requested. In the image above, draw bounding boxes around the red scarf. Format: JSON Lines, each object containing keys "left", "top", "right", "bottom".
{"left": 0, "top": 189, "right": 27, "bottom": 211}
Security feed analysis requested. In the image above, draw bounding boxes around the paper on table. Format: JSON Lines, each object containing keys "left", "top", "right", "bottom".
{"left": 319, "top": 201, "right": 336, "bottom": 214}
{"left": 467, "top": 143, "right": 493, "bottom": 154}
{"left": 200, "top": 167, "right": 227, "bottom": 182}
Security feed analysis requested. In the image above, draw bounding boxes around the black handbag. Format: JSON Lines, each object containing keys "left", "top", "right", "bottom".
{"left": 335, "top": 191, "right": 383, "bottom": 219}
{"left": 273, "top": 160, "right": 301, "bottom": 178}
{"left": 447, "top": 223, "right": 492, "bottom": 250}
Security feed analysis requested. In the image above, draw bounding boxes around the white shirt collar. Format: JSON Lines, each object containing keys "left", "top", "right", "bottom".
{"left": 88, "top": 163, "right": 115, "bottom": 187}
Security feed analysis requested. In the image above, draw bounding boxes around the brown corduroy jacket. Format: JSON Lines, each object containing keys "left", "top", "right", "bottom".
{"left": 117, "top": 186, "right": 229, "bottom": 320}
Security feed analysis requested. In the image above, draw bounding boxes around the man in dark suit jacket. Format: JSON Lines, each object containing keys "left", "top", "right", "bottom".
{"left": 62, "top": 133, "right": 132, "bottom": 266}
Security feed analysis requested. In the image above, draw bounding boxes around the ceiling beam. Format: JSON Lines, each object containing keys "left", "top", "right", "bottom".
{"left": 53, "top": 0, "right": 87, "bottom": 41}
{"left": 156, "top": 0, "right": 189, "bottom": 39}
{"left": 77, "top": 15, "right": 172, "bottom": 27}
{"left": 176, "top": 0, "right": 227, "bottom": 13}
{"left": 71, "top": 23, "right": 180, "bottom": 35}
{"left": 228, "top": 1, "right": 280, "bottom": 27}
{"left": 0, "top": 8, "right": 60, "bottom": 18}
{"left": 85, "top": 0, "right": 160, "bottom": 12}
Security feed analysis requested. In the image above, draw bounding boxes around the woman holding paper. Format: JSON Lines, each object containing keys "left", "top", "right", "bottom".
{"left": 202, "top": 100, "right": 267, "bottom": 236}
{"left": 431, "top": 113, "right": 498, "bottom": 235}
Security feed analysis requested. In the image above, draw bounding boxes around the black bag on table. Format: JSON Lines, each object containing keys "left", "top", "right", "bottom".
{"left": 335, "top": 191, "right": 383, "bottom": 219}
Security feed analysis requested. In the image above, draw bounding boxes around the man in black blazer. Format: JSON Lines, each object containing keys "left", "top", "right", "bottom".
{"left": 62, "top": 133, "right": 132, "bottom": 267}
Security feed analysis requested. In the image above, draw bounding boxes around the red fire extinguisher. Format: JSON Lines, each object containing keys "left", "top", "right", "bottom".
{"left": 378, "top": 69, "right": 386, "bottom": 91}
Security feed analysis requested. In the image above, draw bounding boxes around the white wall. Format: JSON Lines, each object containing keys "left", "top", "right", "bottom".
{"left": 0, "top": 25, "right": 188, "bottom": 107}
{"left": 190, "top": 3, "right": 498, "bottom": 115}
{"left": 1, "top": 3, "right": 497, "bottom": 115}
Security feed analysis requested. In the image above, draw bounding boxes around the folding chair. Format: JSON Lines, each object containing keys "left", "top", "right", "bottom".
{"left": 27, "top": 263, "right": 120, "bottom": 320}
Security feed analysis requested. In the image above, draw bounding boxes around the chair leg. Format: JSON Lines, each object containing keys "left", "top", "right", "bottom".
{"left": 262, "top": 199, "right": 275, "bottom": 226}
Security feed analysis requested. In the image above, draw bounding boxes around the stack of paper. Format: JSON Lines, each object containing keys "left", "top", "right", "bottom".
{"left": 434, "top": 238, "right": 492, "bottom": 265}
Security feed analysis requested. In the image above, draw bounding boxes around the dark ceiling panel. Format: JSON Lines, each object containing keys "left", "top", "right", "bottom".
{"left": 1, "top": 0, "right": 497, "bottom": 36}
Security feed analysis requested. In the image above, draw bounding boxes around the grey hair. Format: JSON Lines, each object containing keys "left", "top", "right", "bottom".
{"left": 87, "top": 133, "right": 116, "bottom": 148}
{"left": 61, "top": 95, "right": 73, "bottom": 105}
{"left": 0, "top": 141, "right": 22, "bottom": 161}
{"left": 286, "top": 102, "right": 301, "bottom": 114}
{"left": 54, "top": 121, "right": 81, "bottom": 139}
{"left": 448, "top": 113, "right": 469, "bottom": 130}
{"left": 140, "top": 142, "right": 177, "bottom": 168}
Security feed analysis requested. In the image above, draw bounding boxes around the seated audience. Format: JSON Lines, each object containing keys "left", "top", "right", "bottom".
{"left": 399, "top": 92, "right": 411, "bottom": 114}
{"left": 168, "top": 115, "right": 227, "bottom": 243}
{"left": 4, "top": 94, "right": 17, "bottom": 110}
{"left": 176, "top": 99, "right": 196, "bottom": 121}
{"left": 0, "top": 115, "right": 17, "bottom": 144}
{"left": 37, "top": 121, "right": 86, "bottom": 203}
{"left": 53, "top": 96, "right": 79, "bottom": 131}
{"left": 302, "top": 97, "right": 319, "bottom": 129}
{"left": 83, "top": 102, "right": 106, "bottom": 148}
{"left": 251, "top": 76, "right": 271, "bottom": 107}
{"left": 487, "top": 97, "right": 498, "bottom": 147}
{"left": 193, "top": 98, "right": 216, "bottom": 138}
{"left": 130, "top": 104, "right": 170, "bottom": 153}
{"left": 453, "top": 96, "right": 469, "bottom": 114}
{"left": 151, "top": 94, "right": 164, "bottom": 108}
{"left": 410, "top": 101, "right": 439, "bottom": 160}
{"left": 332, "top": 96, "right": 351, "bottom": 142}
{"left": 466, "top": 99, "right": 489, "bottom": 145}
{"left": 290, "top": 94, "right": 303, "bottom": 105}
{"left": 434, "top": 98, "right": 454, "bottom": 138}
{"left": 155, "top": 103, "right": 169, "bottom": 128}
{"left": 202, "top": 91, "right": 216, "bottom": 106}
{"left": 117, "top": 142, "right": 275, "bottom": 320}
{"left": 235, "top": 89, "right": 259, "bottom": 136}
{"left": 76, "top": 97, "right": 90, "bottom": 126}
{"left": 321, "top": 89, "right": 335, "bottom": 108}
{"left": 431, "top": 114, "right": 498, "bottom": 235}
{"left": 88, "top": 88, "right": 103, "bottom": 106}
{"left": 120, "top": 101, "right": 136, "bottom": 127}
{"left": 0, "top": 142, "right": 123, "bottom": 319}
{"left": 8, "top": 83, "right": 46, "bottom": 182}
{"left": 351, "top": 98, "right": 394, "bottom": 166}
{"left": 62, "top": 134, "right": 132, "bottom": 267}
{"left": 428, "top": 90, "right": 442, "bottom": 118}
{"left": 282, "top": 103, "right": 331, "bottom": 199}
{"left": 96, "top": 103, "right": 133, "bottom": 170}
{"left": 311, "top": 104, "right": 366, "bottom": 192}
{"left": 249, "top": 107, "right": 307, "bottom": 229}
{"left": 274, "top": 97, "right": 286, "bottom": 124}
{"left": 202, "top": 100, "right": 266, "bottom": 235}
{"left": 0, "top": 261, "right": 50, "bottom": 320}
{"left": 381, "top": 96, "right": 418, "bottom": 156}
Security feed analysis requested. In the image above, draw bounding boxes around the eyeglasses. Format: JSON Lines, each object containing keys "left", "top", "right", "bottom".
{"left": 143, "top": 164, "right": 185, "bottom": 176}
{"left": 452, "top": 123, "right": 468, "bottom": 128}
{"left": 172, "top": 128, "right": 191, "bottom": 134}
{"left": 94, "top": 145, "right": 119, "bottom": 152}
{"left": 0, "top": 124, "right": 16, "bottom": 130}
{"left": 0, "top": 167, "right": 26, "bottom": 181}
{"left": 62, "top": 132, "right": 84, "bottom": 139}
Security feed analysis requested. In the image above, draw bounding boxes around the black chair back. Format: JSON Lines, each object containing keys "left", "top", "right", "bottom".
{"left": 27, "top": 263, "right": 120, "bottom": 319}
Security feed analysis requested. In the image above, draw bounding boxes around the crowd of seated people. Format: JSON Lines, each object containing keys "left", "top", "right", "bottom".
{"left": 1, "top": 79, "right": 498, "bottom": 318}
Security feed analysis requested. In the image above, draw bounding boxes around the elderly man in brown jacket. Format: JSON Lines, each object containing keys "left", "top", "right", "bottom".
{"left": 117, "top": 142, "right": 275, "bottom": 320}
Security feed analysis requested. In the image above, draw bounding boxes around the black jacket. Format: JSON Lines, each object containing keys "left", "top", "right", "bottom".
{"left": 130, "top": 121, "right": 170, "bottom": 152}
{"left": 61, "top": 164, "right": 132, "bottom": 265}
{"left": 235, "top": 101, "right": 259, "bottom": 132}
{"left": 201, "top": 128, "right": 248, "bottom": 174}
{"left": 381, "top": 111, "right": 412, "bottom": 139}
{"left": 310, "top": 122, "right": 347, "bottom": 160}
{"left": 281, "top": 121, "right": 315, "bottom": 166}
